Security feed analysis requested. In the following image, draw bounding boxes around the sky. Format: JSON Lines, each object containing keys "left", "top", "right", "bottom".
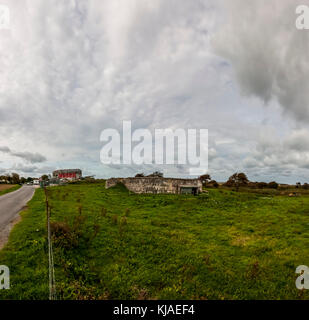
{"left": 1, "top": 0, "right": 309, "bottom": 183}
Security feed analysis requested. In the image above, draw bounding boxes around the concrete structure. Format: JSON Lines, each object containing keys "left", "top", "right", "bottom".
{"left": 53, "top": 169, "right": 82, "bottom": 180}
{"left": 106, "top": 177, "right": 202, "bottom": 195}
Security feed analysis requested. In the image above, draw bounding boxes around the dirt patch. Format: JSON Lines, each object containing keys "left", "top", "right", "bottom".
{"left": 0, "top": 185, "right": 17, "bottom": 192}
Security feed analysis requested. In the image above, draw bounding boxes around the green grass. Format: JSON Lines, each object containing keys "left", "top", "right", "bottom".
{"left": 1, "top": 182, "right": 309, "bottom": 300}
{"left": 0, "top": 189, "right": 48, "bottom": 299}
{"left": 0, "top": 184, "right": 21, "bottom": 196}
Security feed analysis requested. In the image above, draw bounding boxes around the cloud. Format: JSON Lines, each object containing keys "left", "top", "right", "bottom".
{"left": 0, "top": 146, "right": 46, "bottom": 163}
{"left": 0, "top": 0, "right": 308, "bottom": 182}
{"left": 243, "top": 128, "right": 309, "bottom": 173}
{"left": 9, "top": 164, "right": 38, "bottom": 173}
{"left": 9, "top": 151, "right": 46, "bottom": 163}
{"left": 213, "top": 0, "right": 309, "bottom": 121}
{"left": 3, "top": 164, "right": 56, "bottom": 177}
{"left": 0, "top": 146, "right": 10, "bottom": 153}
{"left": 0, "top": 0, "right": 223, "bottom": 175}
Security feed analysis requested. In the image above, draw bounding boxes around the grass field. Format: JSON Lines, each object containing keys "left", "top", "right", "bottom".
{"left": 0, "top": 184, "right": 21, "bottom": 196}
{"left": 0, "top": 182, "right": 309, "bottom": 300}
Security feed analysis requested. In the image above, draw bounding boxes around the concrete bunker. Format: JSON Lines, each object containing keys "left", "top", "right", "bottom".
{"left": 105, "top": 177, "right": 202, "bottom": 195}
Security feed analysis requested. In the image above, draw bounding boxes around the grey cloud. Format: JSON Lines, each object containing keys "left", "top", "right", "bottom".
{"left": 7, "top": 164, "right": 56, "bottom": 177}
{"left": 0, "top": 146, "right": 10, "bottom": 153}
{"left": 243, "top": 129, "right": 309, "bottom": 172}
{"left": 213, "top": 0, "right": 309, "bottom": 121}
{"left": 10, "top": 164, "right": 38, "bottom": 173}
{"left": 10, "top": 151, "right": 46, "bottom": 164}
{"left": 0, "top": 146, "right": 46, "bottom": 163}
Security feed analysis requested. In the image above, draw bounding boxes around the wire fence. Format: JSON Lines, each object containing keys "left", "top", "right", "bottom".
{"left": 44, "top": 188, "right": 56, "bottom": 300}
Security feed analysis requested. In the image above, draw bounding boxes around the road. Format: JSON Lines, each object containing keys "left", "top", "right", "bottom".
{"left": 0, "top": 186, "right": 36, "bottom": 248}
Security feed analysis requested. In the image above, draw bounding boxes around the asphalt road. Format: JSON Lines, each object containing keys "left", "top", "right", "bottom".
{"left": 0, "top": 185, "right": 35, "bottom": 232}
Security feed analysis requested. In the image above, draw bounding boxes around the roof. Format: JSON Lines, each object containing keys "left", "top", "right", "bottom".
{"left": 53, "top": 169, "right": 82, "bottom": 174}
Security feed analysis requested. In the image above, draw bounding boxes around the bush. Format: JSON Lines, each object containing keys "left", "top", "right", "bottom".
{"left": 257, "top": 182, "right": 268, "bottom": 189}
{"left": 124, "top": 208, "right": 130, "bottom": 217}
{"left": 50, "top": 221, "right": 79, "bottom": 249}
{"left": 224, "top": 172, "right": 249, "bottom": 190}
{"left": 111, "top": 215, "right": 118, "bottom": 225}
{"left": 268, "top": 181, "right": 279, "bottom": 189}
{"left": 303, "top": 183, "right": 309, "bottom": 190}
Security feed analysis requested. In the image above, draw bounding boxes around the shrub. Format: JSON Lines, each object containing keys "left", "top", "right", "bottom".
{"left": 224, "top": 172, "right": 249, "bottom": 190}
{"left": 120, "top": 216, "right": 127, "bottom": 226}
{"left": 119, "top": 216, "right": 128, "bottom": 236}
{"left": 111, "top": 215, "right": 118, "bottom": 225}
{"left": 257, "top": 182, "right": 268, "bottom": 189}
{"left": 303, "top": 183, "right": 309, "bottom": 190}
{"left": 50, "top": 221, "right": 79, "bottom": 249}
{"left": 268, "top": 181, "right": 279, "bottom": 189}
{"left": 101, "top": 207, "right": 107, "bottom": 217}
{"left": 209, "top": 180, "right": 219, "bottom": 188}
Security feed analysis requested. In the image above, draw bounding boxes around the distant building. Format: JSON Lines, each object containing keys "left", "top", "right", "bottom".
{"left": 106, "top": 176, "right": 202, "bottom": 195}
{"left": 53, "top": 169, "right": 82, "bottom": 180}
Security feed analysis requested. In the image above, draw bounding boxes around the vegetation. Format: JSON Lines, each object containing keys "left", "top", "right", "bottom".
{"left": 135, "top": 173, "right": 145, "bottom": 177}
{"left": 199, "top": 174, "right": 211, "bottom": 187}
{"left": 0, "top": 173, "right": 36, "bottom": 185}
{"left": 224, "top": 172, "right": 249, "bottom": 190}
{"left": 0, "top": 184, "right": 21, "bottom": 196}
{"left": 1, "top": 181, "right": 309, "bottom": 300}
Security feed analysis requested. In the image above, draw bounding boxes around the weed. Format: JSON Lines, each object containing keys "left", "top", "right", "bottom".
{"left": 111, "top": 214, "right": 118, "bottom": 225}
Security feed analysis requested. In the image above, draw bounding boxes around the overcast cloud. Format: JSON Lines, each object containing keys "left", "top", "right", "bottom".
{"left": 0, "top": 0, "right": 308, "bottom": 183}
{"left": 0, "top": 146, "right": 46, "bottom": 163}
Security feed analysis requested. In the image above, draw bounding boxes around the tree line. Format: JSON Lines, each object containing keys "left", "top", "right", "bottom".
{"left": 0, "top": 173, "right": 49, "bottom": 185}
{"left": 199, "top": 173, "right": 309, "bottom": 191}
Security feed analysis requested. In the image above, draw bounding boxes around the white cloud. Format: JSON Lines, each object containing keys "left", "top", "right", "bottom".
{"left": 243, "top": 129, "right": 309, "bottom": 179}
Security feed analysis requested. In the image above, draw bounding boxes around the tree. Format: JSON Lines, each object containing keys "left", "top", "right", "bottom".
{"left": 135, "top": 173, "right": 145, "bottom": 177}
{"left": 268, "top": 181, "right": 279, "bottom": 189}
{"left": 0, "top": 175, "right": 7, "bottom": 183}
{"left": 225, "top": 172, "right": 249, "bottom": 191}
{"left": 303, "top": 183, "right": 309, "bottom": 190}
{"left": 199, "top": 174, "right": 211, "bottom": 187}
{"left": 296, "top": 182, "right": 302, "bottom": 189}
{"left": 209, "top": 180, "right": 219, "bottom": 188}
{"left": 147, "top": 171, "right": 163, "bottom": 178}
{"left": 20, "top": 177, "right": 27, "bottom": 184}
{"left": 257, "top": 182, "right": 268, "bottom": 189}
{"left": 41, "top": 175, "right": 49, "bottom": 181}
{"left": 11, "top": 173, "right": 20, "bottom": 184}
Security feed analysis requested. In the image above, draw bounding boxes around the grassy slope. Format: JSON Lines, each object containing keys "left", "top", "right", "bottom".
{"left": 0, "top": 185, "right": 21, "bottom": 196}
{"left": 0, "top": 189, "right": 48, "bottom": 299}
{"left": 1, "top": 182, "right": 309, "bottom": 300}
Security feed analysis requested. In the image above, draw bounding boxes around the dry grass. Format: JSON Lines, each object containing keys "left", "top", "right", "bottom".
{"left": 0, "top": 184, "right": 21, "bottom": 196}
{"left": 0, "top": 184, "right": 16, "bottom": 192}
